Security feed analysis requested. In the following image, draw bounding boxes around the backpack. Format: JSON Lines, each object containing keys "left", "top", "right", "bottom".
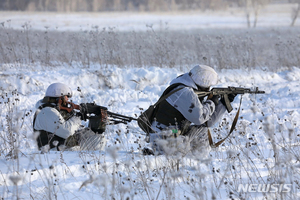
{"left": 137, "top": 83, "right": 184, "bottom": 135}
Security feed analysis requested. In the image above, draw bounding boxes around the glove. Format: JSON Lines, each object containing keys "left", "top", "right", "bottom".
{"left": 220, "top": 93, "right": 237, "bottom": 106}
{"left": 209, "top": 95, "right": 219, "bottom": 106}
{"left": 78, "top": 103, "right": 88, "bottom": 121}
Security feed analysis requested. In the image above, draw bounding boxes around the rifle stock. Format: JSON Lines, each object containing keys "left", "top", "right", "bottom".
{"left": 195, "top": 86, "right": 265, "bottom": 112}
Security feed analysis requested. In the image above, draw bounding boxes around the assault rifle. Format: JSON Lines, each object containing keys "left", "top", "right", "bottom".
{"left": 195, "top": 86, "right": 265, "bottom": 113}
{"left": 84, "top": 103, "right": 137, "bottom": 124}
{"left": 58, "top": 99, "right": 137, "bottom": 133}
{"left": 82, "top": 103, "right": 137, "bottom": 133}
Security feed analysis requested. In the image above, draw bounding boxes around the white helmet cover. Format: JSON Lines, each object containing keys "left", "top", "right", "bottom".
{"left": 189, "top": 65, "right": 218, "bottom": 88}
{"left": 45, "top": 83, "right": 73, "bottom": 98}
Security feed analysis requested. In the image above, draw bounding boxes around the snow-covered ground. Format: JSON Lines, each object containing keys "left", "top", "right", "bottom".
{"left": 1, "top": 65, "right": 300, "bottom": 199}
{"left": 1, "top": 4, "right": 300, "bottom": 200}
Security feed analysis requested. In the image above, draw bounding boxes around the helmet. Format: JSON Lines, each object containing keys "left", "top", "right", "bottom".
{"left": 45, "top": 83, "right": 73, "bottom": 98}
{"left": 189, "top": 65, "right": 218, "bottom": 88}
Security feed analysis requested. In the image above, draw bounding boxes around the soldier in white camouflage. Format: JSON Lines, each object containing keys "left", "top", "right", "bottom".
{"left": 144, "top": 65, "right": 236, "bottom": 156}
{"left": 33, "top": 83, "right": 106, "bottom": 152}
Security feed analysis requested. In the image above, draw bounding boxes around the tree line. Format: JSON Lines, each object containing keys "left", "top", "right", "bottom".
{"left": 0, "top": 0, "right": 281, "bottom": 12}
{"left": 2, "top": 0, "right": 299, "bottom": 27}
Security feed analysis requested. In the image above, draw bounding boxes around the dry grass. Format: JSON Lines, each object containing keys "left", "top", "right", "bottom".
{"left": 1, "top": 25, "right": 300, "bottom": 71}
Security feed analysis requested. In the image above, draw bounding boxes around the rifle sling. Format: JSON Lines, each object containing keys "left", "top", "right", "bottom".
{"left": 207, "top": 96, "right": 242, "bottom": 148}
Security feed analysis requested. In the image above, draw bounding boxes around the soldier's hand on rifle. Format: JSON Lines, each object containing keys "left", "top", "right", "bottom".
{"left": 221, "top": 93, "right": 237, "bottom": 106}
{"left": 77, "top": 103, "right": 88, "bottom": 121}
{"left": 208, "top": 94, "right": 220, "bottom": 106}
{"left": 228, "top": 93, "right": 237, "bottom": 102}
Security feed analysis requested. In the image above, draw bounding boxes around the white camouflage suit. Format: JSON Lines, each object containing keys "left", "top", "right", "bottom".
{"left": 33, "top": 83, "right": 106, "bottom": 151}
{"left": 150, "top": 65, "right": 227, "bottom": 156}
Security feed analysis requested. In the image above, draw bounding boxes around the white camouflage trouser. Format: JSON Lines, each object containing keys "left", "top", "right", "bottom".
{"left": 149, "top": 125, "right": 211, "bottom": 157}
{"left": 65, "top": 128, "right": 107, "bottom": 151}
{"left": 80, "top": 132, "right": 107, "bottom": 151}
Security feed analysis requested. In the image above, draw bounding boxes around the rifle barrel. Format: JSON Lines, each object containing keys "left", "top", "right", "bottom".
{"left": 107, "top": 111, "right": 137, "bottom": 122}
{"left": 195, "top": 87, "right": 265, "bottom": 97}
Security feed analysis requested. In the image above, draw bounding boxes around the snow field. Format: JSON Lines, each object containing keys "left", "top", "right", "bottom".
{"left": 1, "top": 65, "right": 300, "bottom": 199}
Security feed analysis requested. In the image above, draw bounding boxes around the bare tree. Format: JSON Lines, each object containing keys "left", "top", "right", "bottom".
{"left": 92, "top": 0, "right": 99, "bottom": 11}
{"left": 114, "top": 0, "right": 122, "bottom": 11}
{"left": 5, "top": 0, "right": 11, "bottom": 10}
{"left": 245, "top": 0, "right": 251, "bottom": 27}
{"left": 76, "top": 0, "right": 88, "bottom": 12}
{"left": 252, "top": 0, "right": 270, "bottom": 27}
{"left": 166, "top": 0, "right": 177, "bottom": 11}
{"left": 36, "top": 0, "right": 43, "bottom": 11}
{"left": 239, "top": 0, "right": 270, "bottom": 28}
{"left": 291, "top": 2, "right": 300, "bottom": 26}
{"left": 56, "top": 0, "right": 62, "bottom": 11}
